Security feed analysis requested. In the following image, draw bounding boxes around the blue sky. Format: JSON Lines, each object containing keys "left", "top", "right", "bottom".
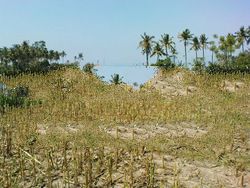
{"left": 0, "top": 0, "right": 250, "bottom": 66}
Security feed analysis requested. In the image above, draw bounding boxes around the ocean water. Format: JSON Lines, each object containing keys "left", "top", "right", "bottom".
{"left": 96, "top": 65, "right": 156, "bottom": 86}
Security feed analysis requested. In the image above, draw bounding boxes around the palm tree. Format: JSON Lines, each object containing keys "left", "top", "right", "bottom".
{"left": 190, "top": 37, "right": 200, "bottom": 61}
{"left": 200, "top": 34, "right": 209, "bottom": 63}
{"left": 139, "top": 33, "right": 155, "bottom": 67}
{"left": 150, "top": 42, "right": 165, "bottom": 62}
{"left": 160, "top": 34, "right": 175, "bottom": 57}
{"left": 226, "top": 33, "right": 236, "bottom": 58}
{"left": 247, "top": 26, "right": 250, "bottom": 45}
{"left": 170, "top": 47, "right": 178, "bottom": 64}
{"left": 110, "top": 74, "right": 124, "bottom": 85}
{"left": 235, "top": 26, "right": 248, "bottom": 52}
{"left": 60, "top": 51, "right": 66, "bottom": 63}
{"left": 209, "top": 41, "right": 217, "bottom": 64}
{"left": 178, "top": 29, "right": 193, "bottom": 67}
{"left": 218, "top": 36, "right": 228, "bottom": 62}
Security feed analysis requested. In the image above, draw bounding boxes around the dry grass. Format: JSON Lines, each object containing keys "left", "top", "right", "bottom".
{"left": 0, "top": 68, "right": 249, "bottom": 187}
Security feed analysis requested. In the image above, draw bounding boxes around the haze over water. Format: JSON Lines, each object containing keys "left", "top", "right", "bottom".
{"left": 96, "top": 65, "right": 156, "bottom": 85}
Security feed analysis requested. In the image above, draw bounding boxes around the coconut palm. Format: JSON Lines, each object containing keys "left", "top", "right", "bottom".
{"left": 110, "top": 74, "right": 124, "bottom": 85}
{"left": 209, "top": 41, "right": 217, "bottom": 64}
{"left": 190, "top": 37, "right": 201, "bottom": 61}
{"left": 160, "top": 34, "right": 175, "bottom": 57}
{"left": 218, "top": 36, "right": 228, "bottom": 62}
{"left": 170, "top": 47, "right": 178, "bottom": 64}
{"left": 200, "top": 34, "right": 209, "bottom": 63}
{"left": 139, "top": 33, "right": 155, "bottom": 67}
{"left": 60, "top": 51, "right": 67, "bottom": 63}
{"left": 178, "top": 29, "right": 193, "bottom": 67}
{"left": 235, "top": 26, "right": 248, "bottom": 52}
{"left": 247, "top": 26, "right": 250, "bottom": 45}
{"left": 150, "top": 42, "right": 165, "bottom": 62}
{"left": 226, "top": 33, "right": 236, "bottom": 58}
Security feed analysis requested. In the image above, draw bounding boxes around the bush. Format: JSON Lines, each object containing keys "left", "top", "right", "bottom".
{"left": 0, "top": 85, "right": 39, "bottom": 114}
{"left": 206, "top": 51, "right": 250, "bottom": 74}
{"left": 151, "top": 58, "right": 176, "bottom": 70}
{"left": 192, "top": 58, "right": 205, "bottom": 74}
{"left": 82, "top": 63, "right": 96, "bottom": 74}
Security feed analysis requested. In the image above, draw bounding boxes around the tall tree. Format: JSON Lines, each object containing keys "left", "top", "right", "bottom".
{"left": 209, "top": 41, "right": 217, "bottom": 64}
{"left": 235, "top": 26, "right": 248, "bottom": 52}
{"left": 160, "top": 34, "right": 175, "bottom": 57}
{"left": 170, "top": 47, "right": 178, "bottom": 64}
{"left": 151, "top": 42, "right": 165, "bottom": 62}
{"left": 226, "top": 33, "right": 236, "bottom": 58}
{"left": 200, "top": 34, "right": 209, "bottom": 64}
{"left": 190, "top": 37, "right": 201, "bottom": 61}
{"left": 178, "top": 29, "right": 193, "bottom": 67}
{"left": 247, "top": 26, "right": 250, "bottom": 45}
{"left": 139, "top": 33, "right": 155, "bottom": 67}
{"left": 60, "top": 51, "right": 67, "bottom": 64}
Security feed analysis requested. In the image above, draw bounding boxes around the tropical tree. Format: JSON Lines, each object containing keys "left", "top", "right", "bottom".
{"left": 151, "top": 42, "right": 165, "bottom": 62}
{"left": 110, "top": 74, "right": 124, "bottom": 85}
{"left": 82, "top": 63, "right": 96, "bottom": 74}
{"left": 200, "top": 34, "right": 209, "bottom": 64}
{"left": 209, "top": 41, "right": 218, "bottom": 64}
{"left": 139, "top": 33, "right": 155, "bottom": 67}
{"left": 190, "top": 37, "right": 200, "bottom": 61}
{"left": 218, "top": 36, "right": 228, "bottom": 63}
{"left": 178, "top": 29, "right": 193, "bottom": 67}
{"left": 170, "top": 47, "right": 178, "bottom": 64}
{"left": 226, "top": 33, "right": 236, "bottom": 58}
{"left": 217, "top": 34, "right": 236, "bottom": 63}
{"left": 60, "top": 51, "right": 66, "bottom": 63}
{"left": 160, "top": 34, "right": 175, "bottom": 57}
{"left": 247, "top": 26, "right": 250, "bottom": 45}
{"left": 235, "top": 26, "right": 248, "bottom": 52}
{"left": 0, "top": 41, "right": 66, "bottom": 75}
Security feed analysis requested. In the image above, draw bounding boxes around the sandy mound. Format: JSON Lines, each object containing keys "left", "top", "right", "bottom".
{"left": 146, "top": 70, "right": 197, "bottom": 97}
{"left": 221, "top": 80, "right": 245, "bottom": 92}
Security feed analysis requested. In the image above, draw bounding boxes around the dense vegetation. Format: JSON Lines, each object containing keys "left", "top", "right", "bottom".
{"left": 139, "top": 26, "right": 250, "bottom": 73}
{"left": 0, "top": 41, "right": 79, "bottom": 76}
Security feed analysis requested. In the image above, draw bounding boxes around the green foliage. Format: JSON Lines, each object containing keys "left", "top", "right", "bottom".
{"left": 0, "top": 41, "right": 78, "bottom": 76}
{"left": 206, "top": 53, "right": 250, "bottom": 74}
{"left": 192, "top": 58, "right": 205, "bottom": 74}
{"left": 139, "top": 33, "right": 155, "bottom": 66}
{"left": 82, "top": 63, "right": 96, "bottom": 74}
{"left": 151, "top": 58, "right": 176, "bottom": 70}
{"left": 0, "top": 85, "right": 40, "bottom": 113}
{"left": 110, "top": 74, "right": 124, "bottom": 85}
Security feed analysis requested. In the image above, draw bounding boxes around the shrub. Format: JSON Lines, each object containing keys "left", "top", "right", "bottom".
{"left": 151, "top": 58, "right": 176, "bottom": 70}
{"left": 0, "top": 85, "right": 40, "bottom": 114}
{"left": 110, "top": 74, "right": 124, "bottom": 85}
{"left": 82, "top": 63, "right": 96, "bottom": 74}
{"left": 192, "top": 58, "right": 205, "bottom": 74}
{"left": 206, "top": 51, "right": 250, "bottom": 74}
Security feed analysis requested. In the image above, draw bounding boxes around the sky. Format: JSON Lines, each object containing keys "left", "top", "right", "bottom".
{"left": 0, "top": 0, "right": 250, "bottom": 66}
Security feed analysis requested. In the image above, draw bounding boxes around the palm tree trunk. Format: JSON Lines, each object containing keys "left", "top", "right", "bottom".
{"left": 242, "top": 43, "right": 245, "bottom": 53}
{"left": 212, "top": 51, "right": 214, "bottom": 64}
{"left": 166, "top": 49, "right": 168, "bottom": 57}
{"left": 146, "top": 53, "right": 149, "bottom": 67}
{"left": 202, "top": 48, "right": 205, "bottom": 65}
{"left": 195, "top": 51, "right": 198, "bottom": 61}
{"left": 184, "top": 42, "right": 187, "bottom": 67}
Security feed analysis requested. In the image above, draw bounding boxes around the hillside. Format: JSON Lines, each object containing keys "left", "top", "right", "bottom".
{"left": 0, "top": 68, "right": 249, "bottom": 187}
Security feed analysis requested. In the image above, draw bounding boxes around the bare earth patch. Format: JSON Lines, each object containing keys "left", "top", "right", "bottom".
{"left": 146, "top": 71, "right": 198, "bottom": 97}
{"left": 102, "top": 122, "right": 208, "bottom": 141}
